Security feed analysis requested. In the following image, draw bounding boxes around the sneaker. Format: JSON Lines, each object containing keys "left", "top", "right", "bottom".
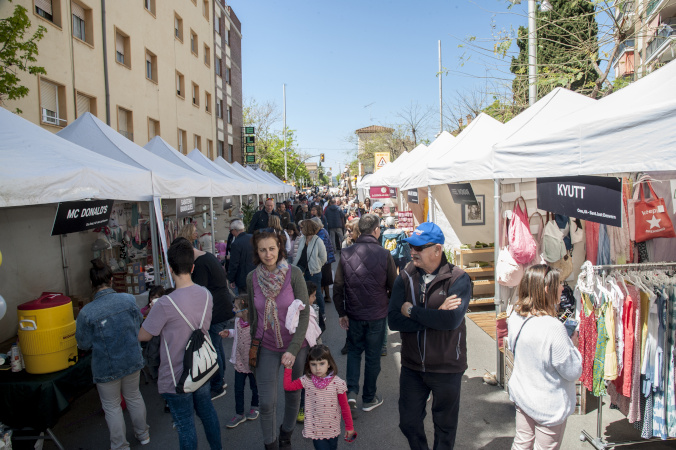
{"left": 296, "top": 406, "right": 305, "bottom": 423}
{"left": 226, "top": 414, "right": 247, "bottom": 428}
{"left": 347, "top": 392, "right": 358, "bottom": 418}
{"left": 245, "top": 408, "right": 259, "bottom": 421}
{"left": 341, "top": 343, "right": 348, "bottom": 355}
{"left": 211, "top": 388, "right": 226, "bottom": 401}
{"left": 381, "top": 346, "right": 387, "bottom": 357}
{"left": 139, "top": 436, "right": 150, "bottom": 445}
{"left": 362, "top": 394, "right": 383, "bottom": 412}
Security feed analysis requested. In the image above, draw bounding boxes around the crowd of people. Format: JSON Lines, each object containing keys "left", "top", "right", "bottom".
{"left": 75, "top": 189, "right": 581, "bottom": 450}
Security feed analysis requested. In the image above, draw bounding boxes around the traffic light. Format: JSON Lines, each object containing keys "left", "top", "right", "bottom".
{"left": 320, "top": 153, "right": 325, "bottom": 163}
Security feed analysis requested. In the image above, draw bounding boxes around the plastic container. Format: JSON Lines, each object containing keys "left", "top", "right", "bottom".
{"left": 17, "top": 292, "right": 78, "bottom": 374}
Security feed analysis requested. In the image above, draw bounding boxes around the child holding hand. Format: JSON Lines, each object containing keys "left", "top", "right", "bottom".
{"left": 284, "top": 344, "right": 356, "bottom": 449}
{"left": 220, "top": 294, "right": 259, "bottom": 428}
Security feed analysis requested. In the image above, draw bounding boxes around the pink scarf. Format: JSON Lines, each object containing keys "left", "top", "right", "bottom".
{"left": 311, "top": 372, "right": 335, "bottom": 389}
{"left": 256, "top": 259, "right": 290, "bottom": 348}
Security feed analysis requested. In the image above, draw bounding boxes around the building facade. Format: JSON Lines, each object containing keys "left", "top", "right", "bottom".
{"left": 1, "top": 0, "right": 243, "bottom": 161}
{"left": 613, "top": 0, "right": 676, "bottom": 79}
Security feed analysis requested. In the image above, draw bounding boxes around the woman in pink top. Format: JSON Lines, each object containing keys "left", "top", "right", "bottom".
{"left": 284, "top": 345, "right": 356, "bottom": 449}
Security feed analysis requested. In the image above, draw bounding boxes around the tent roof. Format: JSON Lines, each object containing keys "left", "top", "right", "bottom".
{"left": 400, "top": 131, "right": 456, "bottom": 190}
{"left": 254, "top": 168, "right": 292, "bottom": 193}
{"left": 367, "top": 150, "right": 412, "bottom": 188}
{"left": 144, "top": 137, "right": 250, "bottom": 196}
{"left": 493, "top": 60, "right": 676, "bottom": 178}
{"left": 0, "top": 107, "right": 153, "bottom": 207}
{"left": 186, "top": 150, "right": 264, "bottom": 195}
{"left": 58, "top": 113, "right": 212, "bottom": 198}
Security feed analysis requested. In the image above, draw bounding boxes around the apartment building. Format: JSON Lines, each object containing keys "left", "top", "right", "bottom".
{"left": 1, "top": 0, "right": 242, "bottom": 161}
{"left": 213, "top": 1, "right": 243, "bottom": 163}
{"left": 613, "top": 0, "right": 676, "bottom": 79}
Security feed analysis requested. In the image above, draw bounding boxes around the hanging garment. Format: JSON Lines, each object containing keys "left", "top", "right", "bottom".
{"left": 642, "top": 292, "right": 659, "bottom": 396}
{"left": 597, "top": 225, "right": 611, "bottom": 265}
{"left": 605, "top": 302, "right": 619, "bottom": 381}
{"left": 586, "top": 221, "right": 600, "bottom": 265}
{"left": 614, "top": 285, "right": 637, "bottom": 398}
{"left": 593, "top": 305, "right": 609, "bottom": 397}
{"left": 641, "top": 392, "right": 654, "bottom": 439}
{"left": 628, "top": 290, "right": 644, "bottom": 424}
{"left": 579, "top": 294, "right": 598, "bottom": 393}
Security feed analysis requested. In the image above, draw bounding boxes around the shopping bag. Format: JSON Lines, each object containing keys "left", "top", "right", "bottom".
{"left": 634, "top": 181, "right": 676, "bottom": 243}
{"left": 508, "top": 197, "right": 537, "bottom": 265}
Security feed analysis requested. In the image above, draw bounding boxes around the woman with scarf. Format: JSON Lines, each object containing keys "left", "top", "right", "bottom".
{"left": 247, "top": 231, "right": 310, "bottom": 450}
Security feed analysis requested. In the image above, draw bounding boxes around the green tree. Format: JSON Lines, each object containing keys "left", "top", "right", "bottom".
{"left": 0, "top": 1, "right": 46, "bottom": 113}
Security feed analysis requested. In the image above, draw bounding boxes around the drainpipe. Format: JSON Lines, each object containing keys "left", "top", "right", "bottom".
{"left": 101, "top": 0, "right": 111, "bottom": 125}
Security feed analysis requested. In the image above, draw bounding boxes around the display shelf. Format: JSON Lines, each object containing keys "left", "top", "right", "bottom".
{"left": 469, "top": 297, "right": 494, "bottom": 306}
{"left": 464, "top": 266, "right": 494, "bottom": 275}
{"left": 454, "top": 247, "right": 496, "bottom": 302}
{"left": 455, "top": 247, "right": 495, "bottom": 254}
{"left": 472, "top": 279, "right": 495, "bottom": 286}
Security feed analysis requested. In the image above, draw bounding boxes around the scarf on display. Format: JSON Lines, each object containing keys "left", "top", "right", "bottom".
{"left": 311, "top": 371, "right": 335, "bottom": 389}
{"left": 256, "top": 259, "right": 290, "bottom": 348}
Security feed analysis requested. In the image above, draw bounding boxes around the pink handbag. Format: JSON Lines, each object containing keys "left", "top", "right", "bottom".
{"left": 508, "top": 197, "right": 537, "bottom": 265}
{"left": 497, "top": 216, "right": 524, "bottom": 287}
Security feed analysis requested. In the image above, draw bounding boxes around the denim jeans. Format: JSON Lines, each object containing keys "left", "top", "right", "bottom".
{"left": 329, "top": 228, "right": 344, "bottom": 253}
{"left": 161, "top": 383, "right": 222, "bottom": 450}
{"left": 398, "top": 366, "right": 463, "bottom": 450}
{"left": 346, "top": 317, "right": 386, "bottom": 402}
{"left": 234, "top": 371, "right": 259, "bottom": 415}
{"left": 304, "top": 269, "right": 325, "bottom": 317}
{"left": 208, "top": 321, "right": 228, "bottom": 392}
{"left": 313, "top": 436, "right": 338, "bottom": 450}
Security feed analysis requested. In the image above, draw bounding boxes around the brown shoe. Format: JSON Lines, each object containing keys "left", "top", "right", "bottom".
{"left": 324, "top": 295, "right": 332, "bottom": 303}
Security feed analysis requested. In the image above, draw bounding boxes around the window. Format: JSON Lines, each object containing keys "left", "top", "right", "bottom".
{"left": 176, "top": 71, "right": 185, "bottom": 98}
{"left": 207, "top": 139, "right": 213, "bottom": 159}
{"left": 39, "top": 77, "right": 67, "bottom": 126}
{"left": 225, "top": 67, "right": 230, "bottom": 84}
{"left": 190, "top": 30, "right": 198, "bottom": 56}
{"left": 115, "top": 28, "right": 131, "bottom": 68}
{"left": 178, "top": 128, "right": 187, "bottom": 154}
{"left": 205, "top": 91, "right": 211, "bottom": 113}
{"left": 148, "top": 117, "right": 160, "bottom": 139}
{"left": 227, "top": 105, "right": 232, "bottom": 124}
{"left": 143, "top": 0, "right": 155, "bottom": 16}
{"left": 71, "top": 2, "right": 87, "bottom": 43}
{"left": 145, "top": 49, "right": 157, "bottom": 83}
{"left": 204, "top": 44, "right": 210, "bottom": 67}
{"left": 215, "top": 15, "right": 221, "bottom": 35}
{"left": 216, "top": 97, "right": 222, "bottom": 118}
{"left": 193, "top": 134, "right": 201, "bottom": 151}
{"left": 217, "top": 140, "right": 224, "bottom": 158}
{"left": 192, "top": 82, "right": 199, "bottom": 107}
{"left": 35, "top": 0, "right": 62, "bottom": 27}
{"left": 76, "top": 91, "right": 96, "bottom": 118}
{"left": 202, "top": 0, "right": 209, "bottom": 21}
{"left": 215, "top": 57, "right": 221, "bottom": 77}
{"left": 228, "top": 144, "right": 233, "bottom": 162}
{"left": 225, "top": 29, "right": 230, "bottom": 46}
{"left": 117, "top": 106, "right": 133, "bottom": 141}
{"left": 174, "top": 13, "right": 183, "bottom": 41}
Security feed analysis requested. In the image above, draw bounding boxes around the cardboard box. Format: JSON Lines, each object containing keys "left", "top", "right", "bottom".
{"left": 127, "top": 262, "right": 142, "bottom": 275}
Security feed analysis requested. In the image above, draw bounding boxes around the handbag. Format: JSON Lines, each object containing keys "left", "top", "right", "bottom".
{"left": 496, "top": 312, "right": 508, "bottom": 349}
{"left": 508, "top": 197, "right": 537, "bottom": 265}
{"left": 634, "top": 180, "right": 676, "bottom": 242}
{"left": 528, "top": 212, "right": 545, "bottom": 259}
{"left": 542, "top": 219, "right": 567, "bottom": 263}
{"left": 249, "top": 337, "right": 262, "bottom": 368}
{"left": 497, "top": 216, "right": 524, "bottom": 287}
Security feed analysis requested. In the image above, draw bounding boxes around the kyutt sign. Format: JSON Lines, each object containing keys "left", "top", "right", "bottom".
{"left": 448, "top": 183, "right": 478, "bottom": 205}
{"left": 51, "top": 200, "right": 114, "bottom": 235}
{"left": 536, "top": 175, "right": 622, "bottom": 227}
{"left": 407, "top": 189, "right": 419, "bottom": 204}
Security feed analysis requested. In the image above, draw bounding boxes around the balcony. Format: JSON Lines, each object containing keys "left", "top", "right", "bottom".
{"left": 646, "top": 24, "right": 676, "bottom": 64}
{"left": 612, "top": 39, "right": 635, "bottom": 66}
{"left": 616, "top": 1, "right": 635, "bottom": 23}
{"left": 647, "top": 0, "right": 664, "bottom": 18}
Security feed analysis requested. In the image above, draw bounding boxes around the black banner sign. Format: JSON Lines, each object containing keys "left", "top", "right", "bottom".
{"left": 176, "top": 197, "right": 196, "bottom": 220}
{"left": 536, "top": 175, "right": 622, "bottom": 227}
{"left": 448, "top": 183, "right": 478, "bottom": 205}
{"left": 389, "top": 187, "right": 398, "bottom": 199}
{"left": 223, "top": 196, "right": 234, "bottom": 211}
{"left": 51, "top": 200, "right": 114, "bottom": 235}
{"left": 407, "top": 189, "right": 419, "bottom": 204}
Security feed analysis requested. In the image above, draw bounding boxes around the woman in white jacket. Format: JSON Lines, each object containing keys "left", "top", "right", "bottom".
{"left": 292, "top": 219, "right": 327, "bottom": 319}
{"left": 507, "top": 264, "right": 582, "bottom": 450}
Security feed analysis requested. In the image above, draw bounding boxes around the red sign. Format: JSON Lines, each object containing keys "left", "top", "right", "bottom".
{"left": 397, "top": 211, "right": 414, "bottom": 229}
{"left": 369, "top": 186, "right": 390, "bottom": 199}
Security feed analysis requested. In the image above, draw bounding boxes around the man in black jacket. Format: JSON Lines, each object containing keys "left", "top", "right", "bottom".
{"left": 388, "top": 222, "right": 471, "bottom": 450}
{"left": 247, "top": 198, "right": 279, "bottom": 233}
{"left": 324, "top": 198, "right": 345, "bottom": 252}
{"left": 334, "top": 214, "right": 397, "bottom": 415}
{"left": 227, "top": 220, "right": 255, "bottom": 294}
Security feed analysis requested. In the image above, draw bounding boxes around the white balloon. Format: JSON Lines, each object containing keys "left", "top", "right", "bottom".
{"left": 0, "top": 294, "right": 5, "bottom": 320}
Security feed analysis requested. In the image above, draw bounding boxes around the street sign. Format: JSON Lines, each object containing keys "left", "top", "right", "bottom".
{"left": 245, "top": 154, "right": 256, "bottom": 163}
{"left": 246, "top": 164, "right": 260, "bottom": 169}
{"left": 245, "top": 136, "right": 255, "bottom": 144}
{"left": 244, "top": 126, "right": 255, "bottom": 134}
{"left": 245, "top": 146, "right": 255, "bottom": 153}
{"left": 374, "top": 152, "right": 390, "bottom": 172}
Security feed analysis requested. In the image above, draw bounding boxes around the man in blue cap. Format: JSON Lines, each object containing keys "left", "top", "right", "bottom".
{"left": 388, "top": 222, "right": 471, "bottom": 450}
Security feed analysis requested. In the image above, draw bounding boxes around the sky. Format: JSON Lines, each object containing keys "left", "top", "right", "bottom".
{"left": 230, "top": 0, "right": 532, "bottom": 178}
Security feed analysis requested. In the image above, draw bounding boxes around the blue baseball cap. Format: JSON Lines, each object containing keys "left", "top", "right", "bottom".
{"left": 404, "top": 222, "right": 445, "bottom": 246}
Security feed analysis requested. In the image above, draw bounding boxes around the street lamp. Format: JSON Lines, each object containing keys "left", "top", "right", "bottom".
{"left": 514, "top": 0, "right": 553, "bottom": 105}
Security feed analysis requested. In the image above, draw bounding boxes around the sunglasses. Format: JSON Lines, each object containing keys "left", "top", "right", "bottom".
{"left": 410, "top": 243, "right": 436, "bottom": 252}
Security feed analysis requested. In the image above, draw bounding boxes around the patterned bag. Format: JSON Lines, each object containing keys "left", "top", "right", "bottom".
{"left": 634, "top": 181, "right": 676, "bottom": 243}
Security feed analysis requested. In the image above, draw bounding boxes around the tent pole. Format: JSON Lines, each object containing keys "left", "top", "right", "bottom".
{"left": 60, "top": 234, "right": 70, "bottom": 296}
{"left": 428, "top": 186, "right": 435, "bottom": 222}
{"left": 209, "top": 198, "right": 216, "bottom": 254}
{"left": 149, "top": 201, "right": 161, "bottom": 288}
{"left": 494, "top": 178, "right": 502, "bottom": 385}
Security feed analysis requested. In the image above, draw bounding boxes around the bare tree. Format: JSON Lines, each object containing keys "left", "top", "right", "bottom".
{"left": 395, "top": 101, "right": 434, "bottom": 146}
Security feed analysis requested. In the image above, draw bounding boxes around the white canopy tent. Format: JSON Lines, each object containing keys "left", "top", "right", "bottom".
{"left": 0, "top": 107, "right": 153, "bottom": 207}
{"left": 400, "top": 131, "right": 456, "bottom": 190}
{"left": 239, "top": 164, "right": 287, "bottom": 194}
{"left": 144, "top": 137, "right": 250, "bottom": 196}
{"left": 254, "top": 168, "right": 293, "bottom": 194}
{"left": 494, "top": 59, "right": 676, "bottom": 178}
{"left": 229, "top": 162, "right": 280, "bottom": 194}
{"left": 58, "top": 113, "right": 212, "bottom": 199}
{"left": 196, "top": 154, "right": 267, "bottom": 195}
{"left": 364, "top": 149, "right": 412, "bottom": 188}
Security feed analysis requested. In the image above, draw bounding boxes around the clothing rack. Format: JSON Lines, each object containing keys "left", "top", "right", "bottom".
{"left": 580, "top": 262, "right": 676, "bottom": 449}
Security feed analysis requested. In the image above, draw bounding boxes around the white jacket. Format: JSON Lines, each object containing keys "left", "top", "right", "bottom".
{"left": 292, "top": 235, "right": 327, "bottom": 275}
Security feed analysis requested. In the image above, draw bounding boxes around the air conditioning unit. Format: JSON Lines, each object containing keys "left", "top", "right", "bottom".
{"left": 42, "top": 109, "right": 59, "bottom": 125}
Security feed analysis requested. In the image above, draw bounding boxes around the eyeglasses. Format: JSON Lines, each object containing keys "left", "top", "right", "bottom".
{"left": 410, "top": 243, "right": 436, "bottom": 252}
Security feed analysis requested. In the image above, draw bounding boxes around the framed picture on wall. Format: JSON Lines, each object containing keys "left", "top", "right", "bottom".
{"left": 462, "top": 194, "right": 485, "bottom": 226}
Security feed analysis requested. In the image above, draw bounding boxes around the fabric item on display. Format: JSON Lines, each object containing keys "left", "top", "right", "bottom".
{"left": 542, "top": 220, "right": 567, "bottom": 264}
{"left": 507, "top": 198, "right": 537, "bottom": 265}
{"left": 555, "top": 214, "right": 572, "bottom": 251}
{"left": 634, "top": 181, "right": 676, "bottom": 243}
{"left": 585, "top": 222, "right": 600, "bottom": 266}
{"left": 550, "top": 252, "right": 573, "bottom": 281}
{"left": 570, "top": 218, "right": 585, "bottom": 245}
{"left": 597, "top": 225, "right": 611, "bottom": 266}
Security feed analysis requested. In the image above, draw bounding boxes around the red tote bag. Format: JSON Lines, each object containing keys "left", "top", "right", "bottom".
{"left": 508, "top": 197, "right": 537, "bottom": 265}
{"left": 634, "top": 181, "right": 676, "bottom": 243}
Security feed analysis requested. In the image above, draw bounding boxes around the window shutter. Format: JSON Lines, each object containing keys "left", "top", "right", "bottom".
{"left": 146, "top": 52, "right": 152, "bottom": 64}
{"left": 40, "top": 79, "right": 57, "bottom": 112}
{"left": 176, "top": 74, "right": 180, "bottom": 91}
{"left": 36, "top": 0, "right": 52, "bottom": 15}
{"left": 71, "top": 2, "right": 85, "bottom": 20}
{"left": 76, "top": 93, "right": 90, "bottom": 117}
{"left": 149, "top": 120, "right": 155, "bottom": 137}
{"left": 174, "top": 17, "right": 179, "bottom": 31}
{"left": 116, "top": 33, "right": 124, "bottom": 55}
{"left": 118, "top": 109, "right": 127, "bottom": 131}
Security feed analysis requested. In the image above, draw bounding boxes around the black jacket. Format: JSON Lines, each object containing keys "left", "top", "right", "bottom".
{"left": 227, "top": 232, "right": 255, "bottom": 291}
{"left": 388, "top": 255, "right": 471, "bottom": 373}
{"left": 325, "top": 205, "right": 345, "bottom": 229}
{"left": 248, "top": 210, "right": 280, "bottom": 233}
